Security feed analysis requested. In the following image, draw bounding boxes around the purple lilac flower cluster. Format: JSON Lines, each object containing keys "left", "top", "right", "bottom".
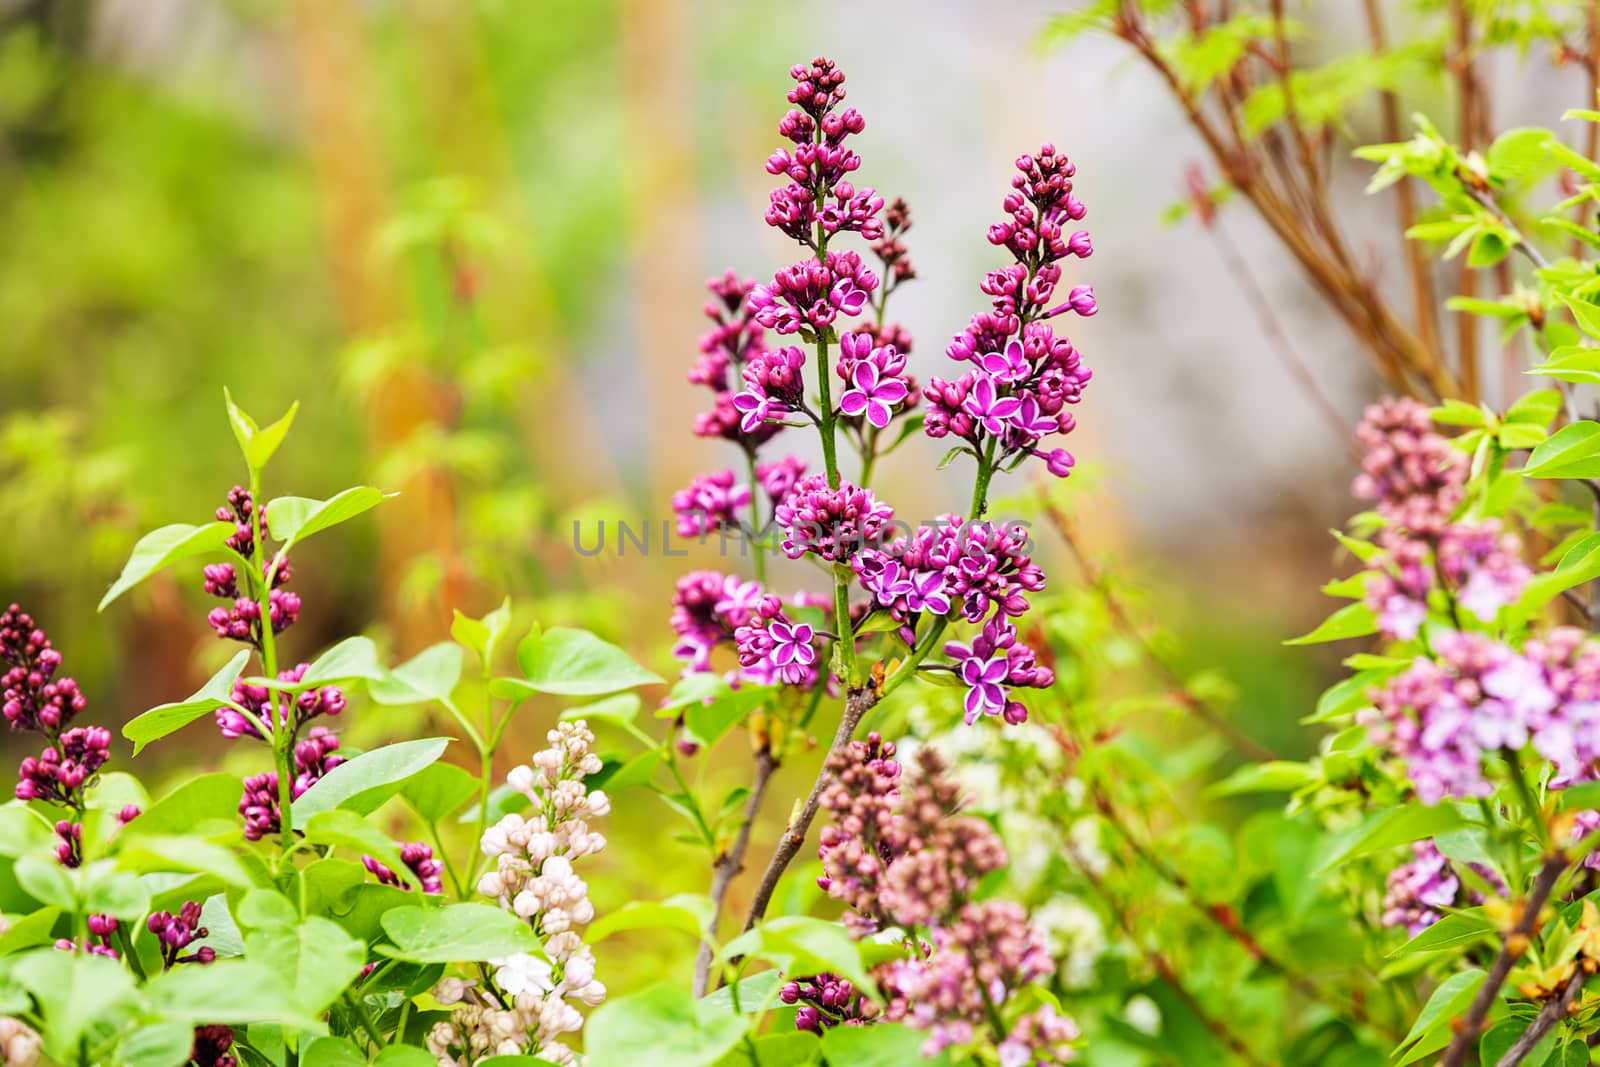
{"left": 780, "top": 974, "right": 873, "bottom": 1032}
{"left": 1352, "top": 399, "right": 1529, "bottom": 639}
{"left": 239, "top": 727, "right": 346, "bottom": 841}
{"left": 2, "top": 604, "right": 111, "bottom": 876}
{"left": 148, "top": 902, "right": 218, "bottom": 969}
{"left": 1363, "top": 624, "right": 1600, "bottom": 858}
{"left": 190, "top": 1026, "right": 237, "bottom": 1067}
{"left": 924, "top": 145, "right": 1095, "bottom": 480}
{"left": 680, "top": 269, "right": 811, "bottom": 550}
{"left": 848, "top": 520, "right": 1053, "bottom": 723}
{"left": 772, "top": 474, "right": 894, "bottom": 562}
{"left": 204, "top": 488, "right": 301, "bottom": 644}
{"left": 801, "top": 740, "right": 1074, "bottom": 1062}
{"left": 216, "top": 663, "right": 345, "bottom": 741}
{"left": 183, "top": 489, "right": 377, "bottom": 852}
{"left": 1380, "top": 840, "right": 1504, "bottom": 937}
{"left": 364, "top": 842, "right": 445, "bottom": 894}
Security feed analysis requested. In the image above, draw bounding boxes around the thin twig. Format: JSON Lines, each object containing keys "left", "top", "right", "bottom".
{"left": 1038, "top": 499, "right": 1280, "bottom": 762}
{"left": 694, "top": 747, "right": 777, "bottom": 996}
{"left": 1496, "top": 967, "right": 1590, "bottom": 1067}
{"left": 742, "top": 686, "right": 875, "bottom": 932}
{"left": 1110, "top": 1, "right": 1455, "bottom": 399}
{"left": 1440, "top": 852, "right": 1570, "bottom": 1067}
{"left": 1455, "top": 181, "right": 1552, "bottom": 271}
{"left": 1575, "top": 0, "right": 1600, "bottom": 257}
{"left": 1360, "top": 0, "right": 1443, "bottom": 364}
{"left": 1451, "top": 0, "right": 1484, "bottom": 400}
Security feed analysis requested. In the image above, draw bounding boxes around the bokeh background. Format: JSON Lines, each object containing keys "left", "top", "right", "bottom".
{"left": 3, "top": 0, "right": 1583, "bottom": 1001}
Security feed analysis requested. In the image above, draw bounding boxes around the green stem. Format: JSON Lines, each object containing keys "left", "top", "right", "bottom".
{"left": 665, "top": 754, "right": 716, "bottom": 847}
{"left": 464, "top": 675, "right": 496, "bottom": 890}
{"left": 344, "top": 991, "right": 385, "bottom": 1050}
{"left": 744, "top": 448, "right": 768, "bottom": 585}
{"left": 250, "top": 467, "right": 293, "bottom": 857}
{"left": 971, "top": 438, "right": 997, "bottom": 519}
{"left": 428, "top": 819, "right": 466, "bottom": 899}
{"left": 1505, "top": 747, "right": 1552, "bottom": 851}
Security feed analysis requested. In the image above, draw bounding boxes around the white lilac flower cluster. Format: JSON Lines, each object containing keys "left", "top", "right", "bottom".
{"left": 427, "top": 721, "right": 610, "bottom": 1066}
{"left": 0, "top": 1017, "right": 39, "bottom": 1067}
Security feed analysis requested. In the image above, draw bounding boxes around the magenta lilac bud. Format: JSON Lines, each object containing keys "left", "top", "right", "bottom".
{"left": 190, "top": 1025, "right": 237, "bottom": 1067}
{"left": 1, "top": 604, "right": 86, "bottom": 733}
{"left": 363, "top": 842, "right": 444, "bottom": 894}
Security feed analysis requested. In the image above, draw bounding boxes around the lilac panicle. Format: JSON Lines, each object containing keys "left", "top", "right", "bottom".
{"left": 926, "top": 144, "right": 1095, "bottom": 478}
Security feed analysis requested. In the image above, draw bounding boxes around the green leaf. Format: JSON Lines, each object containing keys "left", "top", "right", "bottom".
{"left": 14, "top": 855, "right": 76, "bottom": 910}
{"left": 1284, "top": 602, "right": 1377, "bottom": 646}
{"left": 248, "top": 401, "right": 299, "bottom": 472}
{"left": 236, "top": 889, "right": 299, "bottom": 930}
{"left": 587, "top": 900, "right": 706, "bottom": 944}
{"left": 264, "top": 487, "right": 387, "bottom": 553}
{"left": 0, "top": 803, "right": 57, "bottom": 858}
{"left": 821, "top": 1023, "right": 940, "bottom": 1067}
{"left": 1479, "top": 1020, "right": 1557, "bottom": 1067}
{"left": 1510, "top": 532, "right": 1600, "bottom": 624}
{"left": 1523, "top": 420, "right": 1600, "bottom": 478}
{"left": 135, "top": 773, "right": 245, "bottom": 835}
{"left": 1529, "top": 345, "right": 1600, "bottom": 386}
{"left": 1304, "top": 667, "right": 1397, "bottom": 725}
{"left": 99, "top": 521, "right": 237, "bottom": 611}
{"left": 603, "top": 749, "right": 662, "bottom": 791}
{"left": 680, "top": 678, "right": 775, "bottom": 749}
{"left": 292, "top": 737, "right": 449, "bottom": 828}
{"left": 117, "top": 1021, "right": 197, "bottom": 1067}
{"left": 698, "top": 971, "right": 784, "bottom": 1016}
{"left": 584, "top": 984, "right": 749, "bottom": 1067}
{"left": 1506, "top": 389, "right": 1565, "bottom": 428}
{"left": 1330, "top": 528, "right": 1381, "bottom": 563}
{"left": 14, "top": 947, "right": 140, "bottom": 1057}
{"left": 1206, "top": 761, "right": 1317, "bottom": 797}
{"left": 123, "top": 650, "right": 252, "bottom": 754}
{"left": 375, "top": 1049, "right": 447, "bottom": 1067}
{"left": 145, "top": 958, "right": 323, "bottom": 1029}
{"left": 400, "top": 762, "right": 480, "bottom": 823}
{"left": 244, "top": 915, "right": 366, "bottom": 1017}
{"left": 303, "top": 810, "right": 415, "bottom": 889}
{"left": 0, "top": 907, "right": 61, "bottom": 956}
{"left": 117, "top": 834, "right": 257, "bottom": 889}
{"left": 452, "top": 597, "right": 514, "bottom": 669}
{"left": 1467, "top": 231, "right": 1509, "bottom": 268}
{"left": 82, "top": 865, "right": 151, "bottom": 920}
{"left": 301, "top": 1037, "right": 368, "bottom": 1067}
{"left": 1316, "top": 802, "right": 1469, "bottom": 873}
{"left": 746, "top": 1032, "right": 822, "bottom": 1067}
{"left": 1395, "top": 968, "right": 1486, "bottom": 1065}
{"left": 720, "top": 916, "right": 875, "bottom": 995}
{"left": 1387, "top": 909, "right": 1495, "bottom": 958}
{"left": 369, "top": 643, "right": 463, "bottom": 706}
{"left": 223, "top": 387, "right": 260, "bottom": 464}
{"left": 377, "top": 902, "right": 542, "bottom": 963}
{"left": 1562, "top": 294, "right": 1600, "bottom": 340}
{"left": 297, "top": 636, "right": 387, "bottom": 688}
{"left": 560, "top": 693, "right": 641, "bottom": 731}
{"left": 1499, "top": 423, "right": 1548, "bottom": 450}
{"left": 512, "top": 627, "right": 663, "bottom": 697}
